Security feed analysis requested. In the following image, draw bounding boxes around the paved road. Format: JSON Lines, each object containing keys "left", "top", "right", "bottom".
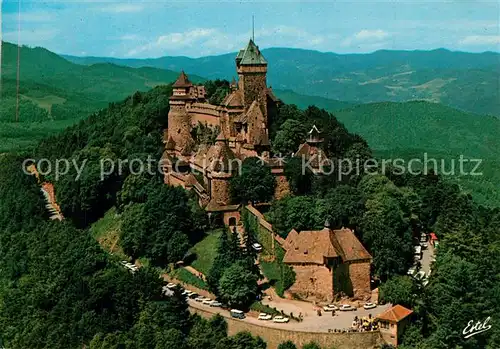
{"left": 188, "top": 297, "right": 391, "bottom": 332}
{"left": 420, "top": 243, "right": 435, "bottom": 276}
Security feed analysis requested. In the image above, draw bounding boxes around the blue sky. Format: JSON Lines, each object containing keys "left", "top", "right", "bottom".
{"left": 1, "top": 0, "right": 499, "bottom": 58}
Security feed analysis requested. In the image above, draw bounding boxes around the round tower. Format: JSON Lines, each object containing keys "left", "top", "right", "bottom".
{"left": 168, "top": 71, "right": 194, "bottom": 152}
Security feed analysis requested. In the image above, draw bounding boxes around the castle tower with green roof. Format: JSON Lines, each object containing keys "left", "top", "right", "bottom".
{"left": 236, "top": 39, "right": 268, "bottom": 121}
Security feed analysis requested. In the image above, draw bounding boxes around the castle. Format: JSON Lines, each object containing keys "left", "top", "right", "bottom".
{"left": 162, "top": 39, "right": 289, "bottom": 224}
{"left": 162, "top": 38, "right": 373, "bottom": 301}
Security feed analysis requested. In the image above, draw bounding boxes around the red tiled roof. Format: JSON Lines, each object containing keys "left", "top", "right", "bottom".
{"left": 283, "top": 229, "right": 339, "bottom": 264}
{"left": 430, "top": 232, "right": 438, "bottom": 240}
{"left": 376, "top": 305, "right": 413, "bottom": 323}
{"left": 283, "top": 227, "right": 372, "bottom": 264}
{"left": 173, "top": 71, "right": 192, "bottom": 87}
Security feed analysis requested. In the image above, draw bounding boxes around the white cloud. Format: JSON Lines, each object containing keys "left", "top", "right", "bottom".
{"left": 341, "top": 29, "right": 391, "bottom": 48}
{"left": 127, "top": 28, "right": 216, "bottom": 57}
{"left": 100, "top": 4, "right": 144, "bottom": 13}
{"left": 3, "top": 11, "right": 54, "bottom": 24}
{"left": 120, "top": 34, "right": 141, "bottom": 41}
{"left": 3, "top": 29, "right": 59, "bottom": 44}
{"left": 459, "top": 35, "right": 500, "bottom": 46}
{"left": 354, "top": 29, "right": 389, "bottom": 41}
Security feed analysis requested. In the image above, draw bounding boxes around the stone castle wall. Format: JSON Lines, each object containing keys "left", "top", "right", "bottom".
{"left": 239, "top": 72, "right": 268, "bottom": 119}
{"left": 189, "top": 111, "right": 220, "bottom": 128}
{"left": 288, "top": 264, "right": 333, "bottom": 301}
{"left": 349, "top": 260, "right": 372, "bottom": 300}
{"left": 190, "top": 306, "right": 382, "bottom": 349}
{"left": 209, "top": 178, "right": 231, "bottom": 206}
{"left": 274, "top": 174, "right": 290, "bottom": 200}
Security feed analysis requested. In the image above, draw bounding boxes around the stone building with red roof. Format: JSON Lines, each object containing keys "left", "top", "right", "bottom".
{"left": 376, "top": 304, "right": 414, "bottom": 346}
{"left": 283, "top": 219, "right": 372, "bottom": 301}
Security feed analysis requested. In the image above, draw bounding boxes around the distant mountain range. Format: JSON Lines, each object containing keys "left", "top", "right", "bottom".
{"left": 1, "top": 41, "right": 500, "bottom": 205}
{"left": 63, "top": 47, "right": 500, "bottom": 116}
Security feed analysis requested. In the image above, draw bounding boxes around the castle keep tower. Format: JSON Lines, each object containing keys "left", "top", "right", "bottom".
{"left": 236, "top": 39, "right": 268, "bottom": 121}
{"left": 167, "top": 71, "right": 196, "bottom": 153}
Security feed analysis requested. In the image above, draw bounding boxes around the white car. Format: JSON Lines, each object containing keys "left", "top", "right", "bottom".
{"left": 407, "top": 266, "right": 417, "bottom": 276}
{"left": 339, "top": 304, "right": 355, "bottom": 311}
{"left": 323, "top": 304, "right": 338, "bottom": 312}
{"left": 273, "top": 316, "right": 290, "bottom": 323}
{"left": 414, "top": 271, "right": 426, "bottom": 281}
{"left": 202, "top": 298, "right": 212, "bottom": 305}
{"left": 166, "top": 283, "right": 177, "bottom": 289}
{"left": 258, "top": 313, "right": 272, "bottom": 320}
{"left": 194, "top": 296, "right": 204, "bottom": 302}
{"left": 210, "top": 300, "right": 222, "bottom": 307}
{"left": 420, "top": 242, "right": 428, "bottom": 249}
{"left": 363, "top": 302, "right": 377, "bottom": 310}
{"left": 182, "top": 290, "right": 193, "bottom": 297}
{"left": 252, "top": 243, "right": 263, "bottom": 252}
{"left": 422, "top": 279, "right": 430, "bottom": 287}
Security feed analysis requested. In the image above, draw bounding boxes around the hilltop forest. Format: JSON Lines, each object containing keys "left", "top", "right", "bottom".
{"left": 0, "top": 74, "right": 499, "bottom": 349}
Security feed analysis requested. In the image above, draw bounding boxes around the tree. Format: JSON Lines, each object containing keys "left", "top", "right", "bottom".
{"left": 268, "top": 195, "right": 325, "bottom": 237}
{"left": 360, "top": 191, "right": 413, "bottom": 280}
{"left": 284, "top": 156, "right": 313, "bottom": 195}
{"left": 230, "top": 157, "right": 276, "bottom": 204}
{"left": 215, "top": 331, "right": 266, "bottom": 349}
{"left": 278, "top": 341, "right": 298, "bottom": 349}
{"left": 379, "top": 276, "right": 418, "bottom": 309}
{"left": 218, "top": 262, "right": 259, "bottom": 308}
{"left": 272, "top": 119, "right": 308, "bottom": 155}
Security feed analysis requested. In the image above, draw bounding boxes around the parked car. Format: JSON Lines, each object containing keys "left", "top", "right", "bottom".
{"left": 189, "top": 293, "right": 199, "bottom": 299}
{"left": 194, "top": 296, "right": 204, "bottom": 302}
{"left": 323, "top": 304, "right": 338, "bottom": 312}
{"left": 273, "top": 316, "right": 290, "bottom": 323}
{"left": 407, "top": 266, "right": 417, "bottom": 276}
{"left": 202, "top": 298, "right": 212, "bottom": 305}
{"left": 414, "top": 271, "right": 426, "bottom": 281}
{"left": 210, "top": 300, "right": 222, "bottom": 307}
{"left": 363, "top": 302, "right": 377, "bottom": 310}
{"left": 166, "top": 283, "right": 177, "bottom": 289}
{"left": 420, "top": 242, "right": 428, "bottom": 249}
{"left": 339, "top": 304, "right": 355, "bottom": 311}
{"left": 230, "top": 309, "right": 245, "bottom": 319}
{"left": 252, "top": 243, "right": 263, "bottom": 252}
{"left": 258, "top": 313, "right": 272, "bottom": 320}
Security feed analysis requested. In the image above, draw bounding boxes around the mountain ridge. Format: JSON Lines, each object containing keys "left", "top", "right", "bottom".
{"left": 60, "top": 45, "right": 500, "bottom": 116}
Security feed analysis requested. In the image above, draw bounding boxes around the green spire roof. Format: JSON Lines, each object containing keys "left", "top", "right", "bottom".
{"left": 239, "top": 39, "right": 267, "bottom": 65}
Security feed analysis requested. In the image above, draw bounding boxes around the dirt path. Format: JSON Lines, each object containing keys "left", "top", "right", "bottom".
{"left": 27, "top": 165, "right": 64, "bottom": 221}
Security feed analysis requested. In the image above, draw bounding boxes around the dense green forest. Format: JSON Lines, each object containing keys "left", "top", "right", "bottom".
{"left": 333, "top": 101, "right": 500, "bottom": 206}
{"left": 1, "top": 40, "right": 499, "bottom": 348}
{"left": 0, "top": 77, "right": 499, "bottom": 348}
{"left": 263, "top": 104, "right": 500, "bottom": 348}
{"left": 0, "top": 86, "right": 270, "bottom": 349}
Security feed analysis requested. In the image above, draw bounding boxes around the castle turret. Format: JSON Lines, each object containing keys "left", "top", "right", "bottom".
{"left": 168, "top": 71, "right": 195, "bottom": 152}
{"left": 207, "top": 131, "right": 236, "bottom": 207}
{"left": 236, "top": 39, "right": 268, "bottom": 122}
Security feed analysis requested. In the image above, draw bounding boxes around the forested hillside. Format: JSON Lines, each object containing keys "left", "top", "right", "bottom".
{"left": 267, "top": 104, "right": 500, "bottom": 349}
{"left": 63, "top": 47, "right": 500, "bottom": 116}
{"left": 0, "top": 42, "right": 203, "bottom": 152}
{"left": 0, "top": 77, "right": 499, "bottom": 348}
{"left": 333, "top": 101, "right": 500, "bottom": 206}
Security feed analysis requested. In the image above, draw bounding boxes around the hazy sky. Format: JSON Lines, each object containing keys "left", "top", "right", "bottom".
{"left": 1, "top": 0, "right": 499, "bottom": 58}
